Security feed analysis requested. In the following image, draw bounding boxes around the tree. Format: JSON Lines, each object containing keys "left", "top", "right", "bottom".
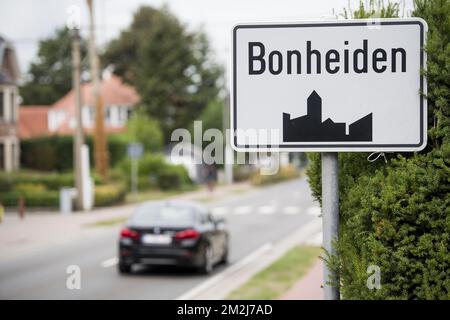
{"left": 20, "top": 27, "right": 88, "bottom": 105}
{"left": 127, "top": 110, "right": 164, "bottom": 152}
{"left": 307, "top": 0, "right": 450, "bottom": 299}
{"left": 102, "top": 6, "right": 224, "bottom": 142}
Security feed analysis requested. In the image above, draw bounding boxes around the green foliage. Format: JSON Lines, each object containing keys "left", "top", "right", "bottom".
{"left": 341, "top": 0, "right": 401, "bottom": 19}
{"left": 127, "top": 111, "right": 164, "bottom": 152}
{"left": 20, "top": 135, "right": 128, "bottom": 172}
{"left": 102, "top": 6, "right": 224, "bottom": 141}
{"left": 306, "top": 0, "right": 450, "bottom": 299}
{"left": 94, "top": 184, "right": 127, "bottom": 207}
{"left": 0, "top": 191, "right": 59, "bottom": 207}
{"left": 0, "top": 171, "right": 74, "bottom": 192}
{"left": 19, "top": 27, "right": 88, "bottom": 105}
{"left": 251, "top": 165, "right": 300, "bottom": 186}
{"left": 119, "top": 153, "right": 191, "bottom": 191}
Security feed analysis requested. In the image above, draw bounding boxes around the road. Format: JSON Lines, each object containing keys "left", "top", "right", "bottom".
{"left": 0, "top": 178, "right": 320, "bottom": 299}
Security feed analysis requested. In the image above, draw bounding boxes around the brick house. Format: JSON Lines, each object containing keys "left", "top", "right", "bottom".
{"left": 19, "top": 73, "right": 140, "bottom": 138}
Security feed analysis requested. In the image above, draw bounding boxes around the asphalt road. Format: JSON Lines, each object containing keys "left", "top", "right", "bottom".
{"left": 0, "top": 178, "right": 319, "bottom": 299}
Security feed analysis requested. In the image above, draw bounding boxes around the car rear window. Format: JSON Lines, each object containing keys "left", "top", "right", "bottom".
{"left": 131, "top": 204, "right": 196, "bottom": 226}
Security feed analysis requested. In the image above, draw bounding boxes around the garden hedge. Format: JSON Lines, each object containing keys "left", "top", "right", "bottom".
{"left": 306, "top": 0, "right": 450, "bottom": 299}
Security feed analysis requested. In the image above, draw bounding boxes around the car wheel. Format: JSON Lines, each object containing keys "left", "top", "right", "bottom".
{"left": 199, "top": 244, "right": 213, "bottom": 274}
{"left": 220, "top": 242, "right": 229, "bottom": 265}
{"left": 118, "top": 262, "right": 132, "bottom": 274}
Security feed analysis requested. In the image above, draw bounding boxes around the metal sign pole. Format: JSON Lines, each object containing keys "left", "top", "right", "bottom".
{"left": 131, "top": 158, "right": 138, "bottom": 194}
{"left": 321, "top": 152, "right": 340, "bottom": 300}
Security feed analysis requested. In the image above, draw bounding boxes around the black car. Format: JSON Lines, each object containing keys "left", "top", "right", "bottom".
{"left": 118, "top": 200, "right": 229, "bottom": 274}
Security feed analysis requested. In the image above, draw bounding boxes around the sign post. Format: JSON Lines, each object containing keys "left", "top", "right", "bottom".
{"left": 127, "top": 142, "right": 144, "bottom": 194}
{"left": 321, "top": 152, "right": 339, "bottom": 299}
{"left": 231, "top": 19, "right": 427, "bottom": 299}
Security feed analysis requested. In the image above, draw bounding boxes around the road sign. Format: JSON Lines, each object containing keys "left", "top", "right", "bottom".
{"left": 231, "top": 18, "right": 427, "bottom": 152}
{"left": 127, "top": 142, "right": 143, "bottom": 159}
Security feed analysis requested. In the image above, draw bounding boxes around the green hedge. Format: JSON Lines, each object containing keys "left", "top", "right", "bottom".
{"left": 0, "top": 171, "right": 74, "bottom": 192}
{"left": 0, "top": 191, "right": 59, "bottom": 207}
{"left": 94, "top": 184, "right": 127, "bottom": 207}
{"left": 119, "top": 153, "right": 192, "bottom": 191}
{"left": 251, "top": 165, "right": 300, "bottom": 186}
{"left": 20, "top": 134, "right": 129, "bottom": 172}
{"left": 306, "top": 0, "right": 450, "bottom": 299}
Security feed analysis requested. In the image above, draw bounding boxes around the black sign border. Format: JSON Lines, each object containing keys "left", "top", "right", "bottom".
{"left": 232, "top": 20, "right": 426, "bottom": 150}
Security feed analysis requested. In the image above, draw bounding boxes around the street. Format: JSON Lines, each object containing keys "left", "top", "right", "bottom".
{"left": 0, "top": 178, "right": 320, "bottom": 299}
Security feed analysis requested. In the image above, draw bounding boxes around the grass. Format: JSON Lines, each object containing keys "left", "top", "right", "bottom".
{"left": 227, "top": 245, "right": 321, "bottom": 300}
{"left": 84, "top": 216, "right": 128, "bottom": 228}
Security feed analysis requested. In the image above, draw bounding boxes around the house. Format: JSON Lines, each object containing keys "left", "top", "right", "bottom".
{"left": 48, "top": 73, "right": 139, "bottom": 135}
{"left": 0, "top": 36, "right": 20, "bottom": 171}
{"left": 19, "top": 73, "right": 140, "bottom": 138}
{"left": 18, "top": 106, "right": 49, "bottom": 138}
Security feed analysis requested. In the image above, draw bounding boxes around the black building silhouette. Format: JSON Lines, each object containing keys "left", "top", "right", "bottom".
{"left": 283, "top": 91, "right": 372, "bottom": 142}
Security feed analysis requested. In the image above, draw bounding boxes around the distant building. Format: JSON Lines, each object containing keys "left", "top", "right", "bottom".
{"left": 283, "top": 90, "right": 372, "bottom": 142}
{"left": 0, "top": 36, "right": 20, "bottom": 171}
{"left": 19, "top": 74, "right": 140, "bottom": 138}
{"left": 18, "top": 106, "right": 50, "bottom": 139}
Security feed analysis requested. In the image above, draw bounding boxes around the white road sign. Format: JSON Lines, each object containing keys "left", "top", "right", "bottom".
{"left": 231, "top": 19, "right": 427, "bottom": 152}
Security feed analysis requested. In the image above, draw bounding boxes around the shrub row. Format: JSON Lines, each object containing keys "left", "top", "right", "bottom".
{"left": 250, "top": 165, "right": 300, "bottom": 186}
{"left": 20, "top": 134, "right": 129, "bottom": 172}
{"left": 94, "top": 184, "right": 127, "bottom": 207}
{"left": 0, "top": 184, "right": 127, "bottom": 208}
{"left": 119, "top": 153, "right": 192, "bottom": 191}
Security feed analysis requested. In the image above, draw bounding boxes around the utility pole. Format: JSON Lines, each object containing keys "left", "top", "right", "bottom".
{"left": 321, "top": 152, "right": 340, "bottom": 299}
{"left": 86, "top": 0, "right": 108, "bottom": 179}
{"left": 71, "top": 28, "right": 85, "bottom": 210}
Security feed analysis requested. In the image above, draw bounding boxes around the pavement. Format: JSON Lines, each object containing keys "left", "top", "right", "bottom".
{"left": 279, "top": 259, "right": 324, "bottom": 300}
{"left": 0, "top": 178, "right": 323, "bottom": 299}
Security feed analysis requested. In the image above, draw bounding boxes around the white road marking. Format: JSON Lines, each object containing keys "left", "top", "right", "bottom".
{"left": 258, "top": 205, "right": 276, "bottom": 215}
{"left": 176, "top": 242, "right": 273, "bottom": 300}
{"left": 307, "top": 206, "right": 322, "bottom": 217}
{"left": 212, "top": 206, "right": 228, "bottom": 216}
{"left": 233, "top": 206, "right": 252, "bottom": 215}
{"left": 282, "top": 206, "right": 300, "bottom": 215}
{"left": 101, "top": 257, "right": 118, "bottom": 268}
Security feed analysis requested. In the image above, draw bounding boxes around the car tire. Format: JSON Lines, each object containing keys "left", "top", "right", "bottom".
{"left": 220, "top": 243, "right": 229, "bottom": 265}
{"left": 199, "top": 244, "right": 213, "bottom": 274}
{"left": 118, "top": 262, "right": 132, "bottom": 274}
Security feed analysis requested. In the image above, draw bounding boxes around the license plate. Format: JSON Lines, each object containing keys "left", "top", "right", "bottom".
{"left": 141, "top": 234, "right": 172, "bottom": 245}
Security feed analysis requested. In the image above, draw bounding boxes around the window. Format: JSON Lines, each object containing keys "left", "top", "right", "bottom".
{"left": 0, "top": 91, "right": 4, "bottom": 120}
{"left": 10, "top": 92, "right": 15, "bottom": 122}
{"left": 0, "top": 142, "right": 4, "bottom": 170}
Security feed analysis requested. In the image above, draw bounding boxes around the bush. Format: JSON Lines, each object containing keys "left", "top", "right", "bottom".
{"left": 94, "top": 184, "right": 127, "bottom": 207}
{"left": 251, "top": 165, "right": 300, "bottom": 186}
{"left": 0, "top": 171, "right": 74, "bottom": 192}
{"left": 20, "top": 135, "right": 129, "bottom": 172}
{"left": 157, "top": 165, "right": 190, "bottom": 190}
{"left": 306, "top": 0, "right": 450, "bottom": 299}
{"left": 0, "top": 191, "right": 59, "bottom": 207}
{"left": 119, "top": 153, "right": 192, "bottom": 191}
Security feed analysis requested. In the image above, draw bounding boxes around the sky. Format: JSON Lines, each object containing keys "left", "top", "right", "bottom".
{"left": 0, "top": 0, "right": 414, "bottom": 78}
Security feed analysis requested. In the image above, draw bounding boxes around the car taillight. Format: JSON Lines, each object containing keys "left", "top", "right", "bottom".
{"left": 120, "top": 227, "right": 140, "bottom": 240}
{"left": 174, "top": 229, "right": 200, "bottom": 240}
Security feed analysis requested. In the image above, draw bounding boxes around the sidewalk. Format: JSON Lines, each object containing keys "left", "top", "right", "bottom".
{"left": 0, "top": 182, "right": 252, "bottom": 261}
{"left": 279, "top": 259, "right": 324, "bottom": 300}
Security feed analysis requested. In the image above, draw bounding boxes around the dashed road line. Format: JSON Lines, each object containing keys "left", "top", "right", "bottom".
{"left": 101, "top": 257, "right": 118, "bottom": 268}
{"left": 233, "top": 206, "right": 252, "bottom": 215}
{"left": 258, "top": 205, "right": 276, "bottom": 215}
